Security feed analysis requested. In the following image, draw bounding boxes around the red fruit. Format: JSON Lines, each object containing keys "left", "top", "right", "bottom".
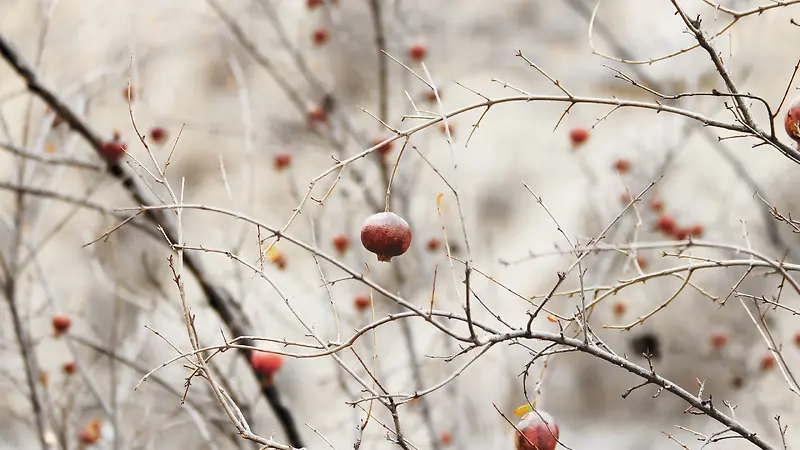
{"left": 710, "top": 333, "right": 728, "bottom": 350}
{"left": 63, "top": 362, "right": 77, "bottom": 375}
{"left": 100, "top": 140, "right": 127, "bottom": 162}
{"left": 150, "top": 127, "right": 167, "bottom": 144}
{"left": 409, "top": 43, "right": 427, "bottom": 62}
{"left": 250, "top": 351, "right": 284, "bottom": 378}
{"left": 440, "top": 122, "right": 453, "bottom": 135}
{"left": 649, "top": 198, "right": 664, "bottom": 213}
{"left": 760, "top": 354, "right": 776, "bottom": 371}
{"left": 78, "top": 419, "right": 101, "bottom": 445}
{"left": 620, "top": 193, "right": 632, "bottom": 205}
{"left": 427, "top": 238, "right": 441, "bottom": 252}
{"left": 332, "top": 235, "right": 350, "bottom": 255}
{"left": 673, "top": 228, "right": 689, "bottom": 240}
{"left": 440, "top": 432, "right": 453, "bottom": 446}
{"left": 784, "top": 97, "right": 800, "bottom": 142}
{"left": 372, "top": 139, "right": 393, "bottom": 158}
{"left": 354, "top": 296, "right": 371, "bottom": 312}
{"left": 613, "top": 301, "right": 626, "bottom": 317}
{"left": 307, "top": 0, "right": 323, "bottom": 8}
{"left": 52, "top": 315, "right": 71, "bottom": 336}
{"left": 121, "top": 86, "right": 135, "bottom": 101}
{"left": 313, "top": 27, "right": 329, "bottom": 46}
{"left": 274, "top": 153, "right": 292, "bottom": 171}
{"left": 688, "top": 224, "right": 704, "bottom": 238}
{"left": 569, "top": 127, "right": 589, "bottom": 148}
{"left": 614, "top": 159, "right": 631, "bottom": 173}
{"left": 635, "top": 256, "right": 647, "bottom": 270}
{"left": 425, "top": 89, "right": 440, "bottom": 103}
{"left": 308, "top": 105, "right": 328, "bottom": 124}
{"left": 794, "top": 331, "right": 800, "bottom": 347}
{"left": 514, "top": 411, "right": 559, "bottom": 450}
{"left": 360, "top": 211, "right": 412, "bottom": 262}
{"left": 655, "top": 215, "right": 676, "bottom": 235}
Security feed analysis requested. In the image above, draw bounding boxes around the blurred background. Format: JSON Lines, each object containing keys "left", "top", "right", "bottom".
{"left": 1, "top": 0, "right": 800, "bottom": 449}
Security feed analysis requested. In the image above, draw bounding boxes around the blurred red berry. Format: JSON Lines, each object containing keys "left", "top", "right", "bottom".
{"left": 649, "top": 198, "right": 664, "bottom": 213}
{"left": 100, "top": 140, "right": 127, "bottom": 162}
{"left": 760, "top": 354, "right": 776, "bottom": 371}
{"left": 427, "top": 238, "right": 441, "bottom": 252}
{"left": 636, "top": 256, "right": 647, "bottom": 270}
{"left": 613, "top": 301, "right": 626, "bottom": 317}
{"left": 440, "top": 122, "right": 453, "bottom": 135}
{"left": 274, "top": 153, "right": 292, "bottom": 171}
{"left": 614, "top": 159, "right": 631, "bottom": 173}
{"left": 332, "top": 235, "right": 350, "bottom": 255}
{"left": 409, "top": 43, "right": 427, "bottom": 62}
{"left": 313, "top": 27, "right": 329, "bottom": 46}
{"left": 425, "top": 89, "right": 440, "bottom": 103}
{"left": 150, "top": 127, "right": 167, "bottom": 144}
{"left": 688, "top": 224, "right": 704, "bottom": 238}
{"left": 785, "top": 97, "right": 800, "bottom": 142}
{"left": 307, "top": 0, "right": 323, "bottom": 8}
{"left": 371, "top": 138, "right": 393, "bottom": 158}
{"left": 251, "top": 351, "right": 284, "bottom": 378}
{"left": 794, "top": 331, "right": 800, "bottom": 347}
{"left": 710, "top": 333, "right": 728, "bottom": 350}
{"left": 308, "top": 105, "right": 328, "bottom": 124}
{"left": 440, "top": 432, "right": 453, "bottom": 446}
{"left": 63, "top": 362, "right": 77, "bottom": 375}
{"left": 121, "top": 86, "right": 135, "bottom": 101}
{"left": 354, "top": 296, "right": 371, "bottom": 312}
{"left": 620, "top": 193, "right": 632, "bottom": 205}
{"left": 52, "top": 315, "right": 71, "bottom": 336}
{"left": 673, "top": 228, "right": 689, "bottom": 241}
{"left": 78, "top": 420, "right": 101, "bottom": 445}
{"left": 655, "top": 215, "right": 676, "bottom": 235}
{"left": 569, "top": 127, "right": 589, "bottom": 148}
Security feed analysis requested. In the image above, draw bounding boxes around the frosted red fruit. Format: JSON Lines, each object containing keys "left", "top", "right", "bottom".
{"left": 614, "top": 159, "right": 631, "bottom": 173}
{"left": 251, "top": 351, "right": 284, "bottom": 377}
{"left": 427, "top": 238, "right": 441, "bottom": 251}
{"left": 52, "top": 315, "right": 71, "bottom": 335}
{"left": 785, "top": 97, "right": 800, "bottom": 142}
{"left": 354, "top": 296, "right": 371, "bottom": 312}
{"left": 313, "top": 27, "right": 329, "bottom": 46}
{"left": 150, "top": 127, "right": 167, "bottom": 144}
{"left": 100, "top": 140, "right": 127, "bottom": 162}
{"left": 360, "top": 212, "right": 412, "bottom": 262}
{"left": 332, "top": 235, "right": 350, "bottom": 255}
{"left": 514, "top": 411, "right": 559, "bottom": 450}
{"left": 569, "top": 127, "right": 589, "bottom": 147}
{"left": 409, "top": 44, "right": 427, "bottom": 62}
{"left": 655, "top": 215, "right": 676, "bottom": 235}
{"left": 274, "top": 153, "right": 292, "bottom": 171}
{"left": 710, "top": 333, "right": 728, "bottom": 350}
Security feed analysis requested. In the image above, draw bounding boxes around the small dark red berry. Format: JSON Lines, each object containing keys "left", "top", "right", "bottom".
{"left": 332, "top": 235, "right": 350, "bottom": 255}
{"left": 63, "top": 362, "right": 77, "bottom": 375}
{"left": 354, "top": 296, "right": 371, "bottom": 312}
{"left": 313, "top": 27, "right": 329, "bottom": 46}
{"left": 360, "top": 212, "right": 412, "bottom": 262}
{"left": 569, "top": 128, "right": 589, "bottom": 148}
{"left": 52, "top": 315, "right": 71, "bottom": 336}
{"left": 710, "top": 333, "right": 728, "bottom": 350}
{"left": 655, "top": 215, "right": 676, "bottom": 235}
{"left": 274, "top": 153, "right": 292, "bottom": 171}
{"left": 649, "top": 198, "right": 664, "bottom": 213}
{"left": 614, "top": 159, "right": 631, "bottom": 173}
{"left": 100, "top": 140, "right": 127, "bottom": 162}
{"left": 427, "top": 238, "right": 441, "bottom": 252}
{"left": 409, "top": 44, "right": 427, "bottom": 62}
{"left": 688, "top": 224, "right": 704, "bottom": 238}
{"left": 372, "top": 139, "right": 393, "bottom": 158}
{"left": 308, "top": 105, "right": 328, "bottom": 124}
{"left": 150, "top": 127, "right": 167, "bottom": 144}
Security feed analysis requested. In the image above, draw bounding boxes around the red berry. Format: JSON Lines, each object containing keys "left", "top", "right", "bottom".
{"left": 122, "top": 86, "right": 135, "bottom": 101}
{"left": 673, "top": 228, "right": 689, "bottom": 241}
{"left": 688, "top": 224, "right": 704, "bottom": 238}
{"left": 635, "top": 256, "right": 647, "bottom": 270}
{"left": 710, "top": 333, "right": 728, "bottom": 350}
{"left": 78, "top": 420, "right": 101, "bottom": 445}
{"left": 274, "top": 153, "right": 292, "bottom": 171}
{"left": 614, "top": 159, "right": 631, "bottom": 173}
{"left": 63, "top": 362, "right": 77, "bottom": 375}
{"left": 649, "top": 198, "right": 664, "bottom": 213}
{"left": 409, "top": 44, "right": 427, "bottom": 62}
{"left": 440, "top": 432, "right": 453, "bottom": 446}
{"left": 150, "top": 127, "right": 167, "bottom": 144}
{"left": 425, "top": 89, "right": 440, "bottom": 103}
{"left": 313, "top": 27, "right": 329, "bottom": 46}
{"left": 332, "top": 235, "right": 350, "bottom": 255}
{"left": 308, "top": 105, "right": 328, "bottom": 124}
{"left": 514, "top": 411, "right": 559, "bottom": 450}
{"left": 360, "top": 212, "right": 412, "bottom": 262}
{"left": 794, "top": 331, "right": 800, "bottom": 347}
{"left": 655, "top": 215, "right": 676, "bottom": 235}
{"left": 100, "top": 140, "right": 127, "bottom": 162}
{"left": 52, "top": 315, "right": 71, "bottom": 335}
{"left": 250, "top": 351, "right": 284, "bottom": 378}
{"left": 440, "top": 122, "right": 453, "bottom": 135}
{"left": 307, "top": 0, "right": 323, "bottom": 8}
{"left": 372, "top": 138, "right": 393, "bottom": 158}
{"left": 569, "top": 127, "right": 589, "bottom": 147}
{"left": 785, "top": 97, "right": 800, "bottom": 142}
{"left": 620, "top": 193, "right": 632, "bottom": 205}
{"left": 354, "top": 296, "right": 371, "bottom": 312}
{"left": 427, "top": 238, "right": 441, "bottom": 252}
{"left": 613, "top": 301, "right": 626, "bottom": 317}
{"left": 760, "top": 354, "right": 776, "bottom": 371}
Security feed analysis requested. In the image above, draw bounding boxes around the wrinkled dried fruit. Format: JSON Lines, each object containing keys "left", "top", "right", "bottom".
{"left": 361, "top": 212, "right": 412, "bottom": 262}
{"left": 514, "top": 410, "right": 559, "bottom": 450}
{"left": 785, "top": 97, "right": 800, "bottom": 142}
{"left": 569, "top": 127, "right": 589, "bottom": 148}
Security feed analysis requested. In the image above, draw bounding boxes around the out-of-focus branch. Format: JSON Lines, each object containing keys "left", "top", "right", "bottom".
{"left": 0, "top": 33, "right": 305, "bottom": 448}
